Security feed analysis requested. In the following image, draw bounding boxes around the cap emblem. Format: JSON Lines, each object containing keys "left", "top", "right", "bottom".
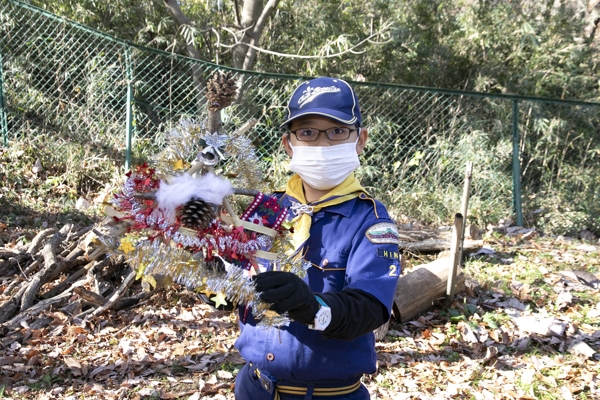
{"left": 298, "top": 85, "right": 341, "bottom": 108}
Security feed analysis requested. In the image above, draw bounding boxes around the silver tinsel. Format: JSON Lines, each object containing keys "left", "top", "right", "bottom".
{"left": 149, "top": 118, "right": 265, "bottom": 193}
{"left": 106, "top": 115, "right": 299, "bottom": 327}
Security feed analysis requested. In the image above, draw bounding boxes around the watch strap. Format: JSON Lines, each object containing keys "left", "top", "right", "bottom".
{"left": 314, "top": 295, "right": 328, "bottom": 307}
{"left": 308, "top": 295, "right": 332, "bottom": 331}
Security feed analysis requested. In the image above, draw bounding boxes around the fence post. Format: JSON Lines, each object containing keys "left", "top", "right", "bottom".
{"left": 124, "top": 47, "right": 134, "bottom": 171}
{"left": 0, "top": 50, "right": 8, "bottom": 146}
{"left": 511, "top": 99, "right": 523, "bottom": 226}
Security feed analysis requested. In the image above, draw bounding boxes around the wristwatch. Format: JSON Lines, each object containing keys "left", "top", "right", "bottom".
{"left": 308, "top": 295, "right": 331, "bottom": 331}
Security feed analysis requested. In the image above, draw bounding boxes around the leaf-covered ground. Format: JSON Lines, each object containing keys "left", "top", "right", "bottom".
{"left": 1, "top": 232, "right": 599, "bottom": 400}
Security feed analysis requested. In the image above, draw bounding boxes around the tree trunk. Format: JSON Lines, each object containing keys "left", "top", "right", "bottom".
{"left": 162, "top": 0, "right": 207, "bottom": 111}
{"left": 240, "top": 0, "right": 280, "bottom": 72}
{"left": 232, "top": 0, "right": 264, "bottom": 70}
{"left": 162, "top": 0, "right": 280, "bottom": 105}
{"left": 234, "top": 0, "right": 281, "bottom": 102}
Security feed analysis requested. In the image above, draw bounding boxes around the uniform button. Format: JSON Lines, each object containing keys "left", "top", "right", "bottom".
{"left": 266, "top": 353, "right": 275, "bottom": 361}
{"left": 322, "top": 259, "right": 329, "bottom": 266}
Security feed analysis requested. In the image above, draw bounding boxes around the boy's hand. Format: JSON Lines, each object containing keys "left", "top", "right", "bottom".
{"left": 254, "top": 271, "right": 320, "bottom": 325}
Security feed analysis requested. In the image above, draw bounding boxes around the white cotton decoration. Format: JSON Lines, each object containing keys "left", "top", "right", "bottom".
{"left": 155, "top": 172, "right": 234, "bottom": 222}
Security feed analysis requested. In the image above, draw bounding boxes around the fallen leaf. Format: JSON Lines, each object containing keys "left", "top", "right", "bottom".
{"left": 513, "top": 316, "right": 567, "bottom": 336}
{"left": 217, "top": 370, "right": 233, "bottom": 380}
{"left": 568, "top": 341, "right": 596, "bottom": 358}
{"left": 0, "top": 357, "right": 20, "bottom": 365}
{"left": 497, "top": 298, "right": 527, "bottom": 311}
{"left": 64, "top": 357, "right": 82, "bottom": 369}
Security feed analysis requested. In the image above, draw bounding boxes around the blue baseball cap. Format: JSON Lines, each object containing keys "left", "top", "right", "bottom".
{"left": 280, "top": 77, "right": 362, "bottom": 128}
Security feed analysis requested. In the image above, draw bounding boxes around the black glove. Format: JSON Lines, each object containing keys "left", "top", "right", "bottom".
{"left": 254, "top": 271, "right": 320, "bottom": 325}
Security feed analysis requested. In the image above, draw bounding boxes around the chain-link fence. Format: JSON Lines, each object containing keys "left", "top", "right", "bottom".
{"left": 2, "top": 0, "right": 600, "bottom": 231}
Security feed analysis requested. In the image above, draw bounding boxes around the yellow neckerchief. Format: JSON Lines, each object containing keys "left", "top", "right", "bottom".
{"left": 284, "top": 173, "right": 367, "bottom": 250}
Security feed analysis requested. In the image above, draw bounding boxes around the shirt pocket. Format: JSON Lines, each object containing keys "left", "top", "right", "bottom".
{"left": 304, "top": 248, "right": 349, "bottom": 293}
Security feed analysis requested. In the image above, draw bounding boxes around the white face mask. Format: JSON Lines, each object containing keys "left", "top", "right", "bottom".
{"left": 289, "top": 141, "right": 360, "bottom": 190}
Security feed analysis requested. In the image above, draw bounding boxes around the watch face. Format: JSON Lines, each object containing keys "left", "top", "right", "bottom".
{"left": 318, "top": 312, "right": 329, "bottom": 325}
{"left": 315, "top": 307, "right": 332, "bottom": 330}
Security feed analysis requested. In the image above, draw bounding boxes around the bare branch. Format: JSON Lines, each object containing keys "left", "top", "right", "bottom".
{"left": 221, "top": 22, "right": 393, "bottom": 60}
{"left": 234, "top": 0, "right": 242, "bottom": 27}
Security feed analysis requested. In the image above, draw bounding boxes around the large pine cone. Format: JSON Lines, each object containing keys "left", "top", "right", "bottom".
{"left": 206, "top": 71, "right": 237, "bottom": 111}
{"left": 179, "top": 197, "right": 216, "bottom": 230}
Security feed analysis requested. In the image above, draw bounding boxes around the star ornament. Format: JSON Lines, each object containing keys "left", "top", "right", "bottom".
{"left": 118, "top": 237, "right": 136, "bottom": 254}
{"left": 172, "top": 159, "right": 185, "bottom": 170}
{"left": 203, "top": 132, "right": 228, "bottom": 148}
{"left": 210, "top": 291, "right": 228, "bottom": 308}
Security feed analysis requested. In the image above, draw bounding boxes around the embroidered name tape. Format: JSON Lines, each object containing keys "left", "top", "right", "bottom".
{"left": 365, "top": 222, "right": 399, "bottom": 244}
{"left": 376, "top": 249, "right": 400, "bottom": 259}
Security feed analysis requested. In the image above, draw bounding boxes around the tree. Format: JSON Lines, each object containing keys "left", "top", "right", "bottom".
{"left": 24, "top": 0, "right": 600, "bottom": 101}
{"left": 28, "top": 0, "right": 391, "bottom": 75}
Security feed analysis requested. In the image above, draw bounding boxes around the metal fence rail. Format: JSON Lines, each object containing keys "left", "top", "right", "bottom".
{"left": 1, "top": 0, "right": 599, "bottom": 230}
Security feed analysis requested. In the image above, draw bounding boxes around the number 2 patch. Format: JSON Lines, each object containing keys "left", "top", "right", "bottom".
{"left": 365, "top": 222, "right": 399, "bottom": 244}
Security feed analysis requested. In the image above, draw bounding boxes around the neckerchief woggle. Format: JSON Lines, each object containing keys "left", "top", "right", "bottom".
{"left": 284, "top": 173, "right": 367, "bottom": 251}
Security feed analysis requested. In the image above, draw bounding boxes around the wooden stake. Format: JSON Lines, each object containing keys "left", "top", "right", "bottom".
{"left": 445, "top": 213, "right": 464, "bottom": 306}
{"left": 458, "top": 161, "right": 473, "bottom": 268}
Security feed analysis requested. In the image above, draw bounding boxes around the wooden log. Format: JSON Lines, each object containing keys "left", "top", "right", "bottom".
{"left": 374, "top": 320, "right": 391, "bottom": 341}
{"left": 458, "top": 161, "right": 473, "bottom": 266}
{"left": 40, "top": 254, "right": 105, "bottom": 300}
{"left": 394, "top": 257, "right": 465, "bottom": 323}
{"left": 113, "top": 290, "right": 153, "bottom": 311}
{"left": 73, "top": 286, "right": 105, "bottom": 306}
{"left": 0, "top": 254, "right": 32, "bottom": 277}
{"left": 0, "top": 285, "right": 27, "bottom": 324}
{"left": 0, "top": 249, "right": 23, "bottom": 260}
{"left": 398, "top": 238, "right": 483, "bottom": 253}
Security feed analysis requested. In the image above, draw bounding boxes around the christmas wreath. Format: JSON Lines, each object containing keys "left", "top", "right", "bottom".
{"left": 103, "top": 72, "right": 305, "bottom": 325}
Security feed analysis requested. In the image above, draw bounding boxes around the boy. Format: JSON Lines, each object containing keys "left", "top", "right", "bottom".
{"left": 234, "top": 77, "right": 401, "bottom": 399}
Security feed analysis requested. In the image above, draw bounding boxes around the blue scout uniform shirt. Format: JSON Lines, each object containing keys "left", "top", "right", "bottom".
{"left": 234, "top": 192, "right": 401, "bottom": 384}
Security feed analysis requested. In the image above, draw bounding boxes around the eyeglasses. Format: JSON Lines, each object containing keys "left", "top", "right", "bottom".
{"left": 288, "top": 127, "right": 358, "bottom": 142}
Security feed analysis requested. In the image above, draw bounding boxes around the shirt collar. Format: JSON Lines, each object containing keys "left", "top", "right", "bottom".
{"left": 280, "top": 193, "right": 356, "bottom": 218}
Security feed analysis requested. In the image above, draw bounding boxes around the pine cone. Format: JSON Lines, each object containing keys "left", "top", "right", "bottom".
{"left": 179, "top": 197, "right": 216, "bottom": 230}
{"left": 206, "top": 71, "right": 237, "bottom": 111}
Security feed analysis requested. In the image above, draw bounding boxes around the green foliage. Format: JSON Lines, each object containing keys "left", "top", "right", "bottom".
{"left": 537, "top": 210, "right": 591, "bottom": 237}
{"left": 358, "top": 110, "right": 513, "bottom": 226}
{"left": 2, "top": 0, "right": 599, "bottom": 232}
{"left": 373, "top": 0, "right": 599, "bottom": 100}
{"left": 22, "top": 0, "right": 599, "bottom": 103}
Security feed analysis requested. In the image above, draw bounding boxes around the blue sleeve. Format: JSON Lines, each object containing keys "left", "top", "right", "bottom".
{"left": 344, "top": 200, "right": 401, "bottom": 317}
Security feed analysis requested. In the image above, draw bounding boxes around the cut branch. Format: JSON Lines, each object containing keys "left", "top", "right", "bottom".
{"left": 2, "top": 291, "right": 72, "bottom": 331}
{"left": 20, "top": 224, "right": 72, "bottom": 311}
{"left": 84, "top": 267, "right": 137, "bottom": 320}
{"left": 27, "top": 228, "right": 57, "bottom": 255}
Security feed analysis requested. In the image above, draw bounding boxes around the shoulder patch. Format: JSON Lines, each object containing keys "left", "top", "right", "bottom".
{"left": 365, "top": 222, "right": 399, "bottom": 244}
